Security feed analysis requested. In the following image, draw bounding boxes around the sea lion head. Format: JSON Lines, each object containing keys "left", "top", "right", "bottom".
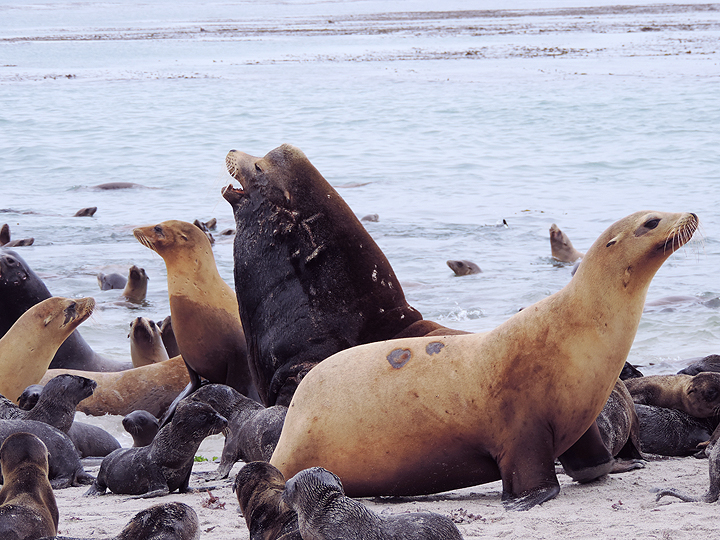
{"left": 37, "top": 297, "right": 95, "bottom": 332}
{"left": 44, "top": 374, "right": 97, "bottom": 403}
{"left": 133, "top": 220, "right": 212, "bottom": 264}
{"left": 129, "top": 317, "right": 160, "bottom": 345}
{"left": 686, "top": 372, "right": 720, "bottom": 417}
{"left": 127, "top": 265, "right": 147, "bottom": 285}
{"left": 282, "top": 466, "right": 344, "bottom": 513}
{"left": 0, "top": 432, "right": 49, "bottom": 477}
{"left": 0, "top": 249, "right": 30, "bottom": 287}
{"left": 172, "top": 401, "right": 228, "bottom": 439}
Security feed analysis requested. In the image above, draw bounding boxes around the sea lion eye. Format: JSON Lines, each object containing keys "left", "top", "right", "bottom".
{"left": 644, "top": 218, "right": 660, "bottom": 230}
{"left": 153, "top": 225, "right": 163, "bottom": 235}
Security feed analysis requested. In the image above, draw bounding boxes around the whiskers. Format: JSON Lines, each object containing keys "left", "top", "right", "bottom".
{"left": 663, "top": 213, "right": 701, "bottom": 260}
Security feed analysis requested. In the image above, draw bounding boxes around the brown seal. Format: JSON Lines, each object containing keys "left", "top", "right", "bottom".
{"left": 678, "top": 354, "right": 720, "bottom": 376}
{"left": 130, "top": 317, "right": 169, "bottom": 367}
{"left": 74, "top": 206, "right": 97, "bottom": 217}
{"left": 0, "top": 433, "right": 58, "bottom": 539}
{"left": 549, "top": 223, "right": 584, "bottom": 262}
{"left": 635, "top": 403, "right": 714, "bottom": 456}
{"left": 121, "top": 265, "right": 148, "bottom": 304}
{"left": 624, "top": 373, "right": 720, "bottom": 418}
{"left": 134, "top": 220, "right": 259, "bottom": 411}
{"left": 0, "top": 224, "right": 34, "bottom": 247}
{"left": 446, "top": 259, "right": 481, "bottom": 276}
{"left": 39, "top": 355, "right": 189, "bottom": 418}
{"left": 283, "top": 467, "right": 464, "bottom": 540}
{"left": 594, "top": 379, "right": 644, "bottom": 473}
{"left": 0, "top": 296, "right": 95, "bottom": 402}
{"left": 271, "top": 211, "right": 698, "bottom": 509}
{"left": 0, "top": 224, "right": 9, "bottom": 246}
{"left": 84, "top": 400, "right": 227, "bottom": 497}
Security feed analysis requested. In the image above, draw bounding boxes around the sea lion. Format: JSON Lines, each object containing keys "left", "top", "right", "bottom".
{"left": 39, "top": 355, "right": 189, "bottom": 418}
{"left": 0, "top": 224, "right": 34, "bottom": 247}
{"left": 159, "top": 316, "right": 180, "bottom": 358}
{"left": 17, "top": 384, "right": 42, "bottom": 410}
{"left": 0, "top": 249, "right": 132, "bottom": 372}
{"left": 0, "top": 419, "right": 94, "bottom": 488}
{"left": 446, "top": 259, "right": 482, "bottom": 276}
{"left": 97, "top": 272, "right": 127, "bottom": 290}
{"left": 620, "top": 362, "right": 644, "bottom": 380}
{"left": 624, "top": 373, "right": 720, "bottom": 418}
{"left": 192, "top": 219, "right": 215, "bottom": 245}
{"left": 0, "top": 296, "right": 95, "bottom": 402}
{"left": 134, "top": 220, "right": 259, "bottom": 411}
{"left": 67, "top": 422, "right": 122, "bottom": 458}
{"left": 4, "top": 238, "right": 34, "bottom": 247}
{"left": 122, "top": 410, "right": 160, "bottom": 447}
{"left": 594, "top": 379, "right": 644, "bottom": 473}
{"left": 84, "top": 401, "right": 227, "bottom": 497}
{"left": 223, "top": 144, "right": 462, "bottom": 406}
{"left": 0, "top": 433, "right": 58, "bottom": 540}
{"left": 190, "top": 384, "right": 287, "bottom": 479}
{"left": 219, "top": 228, "right": 235, "bottom": 236}
{"left": 74, "top": 206, "right": 97, "bottom": 217}
{"left": 360, "top": 213, "right": 379, "bottom": 222}
{"left": 121, "top": 265, "right": 148, "bottom": 303}
{"left": 130, "top": 318, "right": 169, "bottom": 367}
{"left": 635, "top": 404, "right": 714, "bottom": 456}
{"left": 678, "top": 354, "right": 720, "bottom": 376}
{"left": 549, "top": 223, "right": 584, "bottom": 262}
{"left": 0, "top": 224, "right": 9, "bottom": 246}
{"left": 283, "top": 467, "right": 463, "bottom": 540}
{"left": 93, "top": 182, "right": 146, "bottom": 190}
{"left": 233, "top": 461, "right": 301, "bottom": 540}
{"left": 270, "top": 211, "right": 698, "bottom": 509}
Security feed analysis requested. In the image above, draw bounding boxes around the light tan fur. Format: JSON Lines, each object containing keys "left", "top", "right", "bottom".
{"left": 625, "top": 373, "right": 720, "bottom": 418}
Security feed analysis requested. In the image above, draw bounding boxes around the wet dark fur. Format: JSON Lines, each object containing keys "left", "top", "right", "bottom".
{"left": 635, "top": 404, "right": 715, "bottom": 456}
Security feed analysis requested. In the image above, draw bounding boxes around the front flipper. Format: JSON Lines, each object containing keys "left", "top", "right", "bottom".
{"left": 159, "top": 360, "right": 202, "bottom": 426}
{"left": 559, "top": 421, "right": 615, "bottom": 483}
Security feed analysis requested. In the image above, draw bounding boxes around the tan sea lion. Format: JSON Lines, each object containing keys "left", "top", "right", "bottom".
{"left": 121, "top": 265, "right": 148, "bottom": 303}
{"left": 0, "top": 433, "right": 58, "bottom": 540}
{"left": 134, "top": 220, "right": 259, "bottom": 411}
{"left": 271, "top": 211, "right": 698, "bottom": 509}
{"left": 40, "top": 355, "right": 189, "bottom": 417}
{"left": 0, "top": 296, "right": 95, "bottom": 402}
{"left": 446, "top": 259, "right": 482, "bottom": 276}
{"left": 549, "top": 223, "right": 584, "bottom": 262}
{"left": 624, "top": 373, "right": 720, "bottom": 418}
{"left": 129, "top": 317, "right": 169, "bottom": 367}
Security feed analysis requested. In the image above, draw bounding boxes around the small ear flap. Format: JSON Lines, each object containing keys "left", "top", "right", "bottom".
{"left": 606, "top": 233, "right": 622, "bottom": 248}
{"left": 43, "top": 314, "right": 54, "bottom": 326}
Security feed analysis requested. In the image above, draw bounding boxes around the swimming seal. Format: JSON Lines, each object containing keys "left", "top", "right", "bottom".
{"left": 271, "top": 211, "right": 698, "bottom": 509}
{"left": 134, "top": 220, "right": 259, "bottom": 413}
{"left": 0, "top": 433, "right": 58, "bottom": 540}
{"left": 223, "top": 144, "right": 462, "bottom": 406}
{"left": 121, "top": 265, "right": 148, "bottom": 304}
{"left": 678, "top": 354, "right": 720, "bottom": 376}
{"left": 233, "top": 461, "right": 301, "bottom": 540}
{"left": 130, "top": 317, "right": 169, "bottom": 367}
{"left": 549, "top": 223, "right": 584, "bottom": 263}
{"left": 0, "top": 224, "right": 8, "bottom": 246}
{"left": 446, "top": 259, "right": 481, "bottom": 276}
{"left": 190, "top": 384, "right": 287, "bottom": 478}
{"left": 0, "top": 296, "right": 95, "bottom": 402}
{"left": 84, "top": 400, "right": 227, "bottom": 497}
{"left": 0, "top": 249, "right": 132, "bottom": 372}
{"left": 0, "top": 224, "right": 34, "bottom": 247}
{"left": 122, "top": 410, "right": 160, "bottom": 447}
{"left": 283, "top": 467, "right": 463, "bottom": 540}
{"left": 624, "top": 373, "right": 720, "bottom": 418}
{"left": 97, "top": 272, "right": 127, "bottom": 290}
{"left": 635, "top": 404, "right": 714, "bottom": 456}
{"left": 74, "top": 206, "right": 97, "bottom": 217}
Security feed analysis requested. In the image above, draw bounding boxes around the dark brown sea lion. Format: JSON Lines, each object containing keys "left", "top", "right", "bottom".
{"left": 84, "top": 401, "right": 227, "bottom": 497}
{"left": 190, "top": 384, "right": 287, "bottom": 478}
{"left": 594, "top": 379, "right": 644, "bottom": 473}
{"left": 223, "top": 144, "right": 463, "bottom": 406}
{"left": 0, "top": 224, "right": 34, "bottom": 247}
{"left": 635, "top": 404, "right": 714, "bottom": 456}
{"left": 122, "top": 410, "right": 160, "bottom": 447}
{"left": 625, "top": 373, "right": 720, "bottom": 418}
{"left": 4, "top": 238, "right": 34, "bottom": 247}
{"left": 121, "top": 265, "right": 148, "bottom": 304}
{"left": 271, "top": 211, "right": 698, "bottom": 509}
{"left": 0, "top": 224, "right": 9, "bottom": 246}
{"left": 0, "top": 249, "right": 132, "bottom": 372}
{"left": 159, "top": 316, "right": 180, "bottom": 358}
{"left": 192, "top": 219, "right": 215, "bottom": 245}
{"left": 93, "top": 182, "right": 146, "bottom": 190}
{"left": 446, "top": 259, "right": 481, "bottom": 276}
{"left": 678, "top": 354, "right": 720, "bottom": 376}
{"left": 74, "top": 206, "right": 97, "bottom": 217}
{"left": 549, "top": 223, "right": 584, "bottom": 262}
{"left": 129, "top": 318, "right": 168, "bottom": 367}
{"left": 283, "top": 467, "right": 463, "bottom": 540}
{"left": 233, "top": 461, "right": 301, "bottom": 540}
{"left": 0, "top": 433, "right": 58, "bottom": 540}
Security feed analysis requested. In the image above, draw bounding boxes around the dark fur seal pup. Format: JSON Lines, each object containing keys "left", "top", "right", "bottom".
{"left": 233, "top": 461, "right": 301, "bottom": 540}
{"left": 620, "top": 362, "right": 644, "bottom": 380}
{"left": 635, "top": 404, "right": 714, "bottom": 456}
{"left": 97, "top": 272, "right": 127, "bottom": 290}
{"left": 223, "top": 144, "right": 464, "bottom": 406}
{"left": 283, "top": 467, "right": 463, "bottom": 540}
{"left": 17, "top": 384, "right": 43, "bottom": 410}
{"left": 74, "top": 206, "right": 97, "bottom": 217}
{"left": 678, "top": 354, "right": 720, "bottom": 376}
{"left": 446, "top": 259, "right": 481, "bottom": 276}
{"left": 625, "top": 373, "right": 720, "bottom": 418}
{"left": 0, "top": 419, "right": 94, "bottom": 488}
{"left": 190, "top": 384, "right": 287, "bottom": 478}
{"left": 595, "top": 380, "right": 644, "bottom": 472}
{"left": 0, "top": 433, "right": 58, "bottom": 540}
{"left": 84, "top": 401, "right": 227, "bottom": 497}
{"left": 122, "top": 410, "right": 160, "bottom": 447}
{"left": 549, "top": 223, "right": 584, "bottom": 262}
{"left": 0, "top": 249, "right": 132, "bottom": 372}
{"left": 159, "top": 316, "right": 180, "bottom": 359}
{"left": 121, "top": 265, "right": 148, "bottom": 304}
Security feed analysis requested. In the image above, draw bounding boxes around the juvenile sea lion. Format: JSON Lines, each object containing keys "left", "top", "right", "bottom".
{"left": 84, "top": 401, "right": 227, "bottom": 497}
{"left": 271, "top": 211, "right": 698, "bottom": 509}
{"left": 624, "top": 373, "right": 720, "bottom": 418}
{"left": 17, "top": 384, "right": 43, "bottom": 410}
{"left": 223, "top": 144, "right": 461, "bottom": 406}
{"left": 74, "top": 206, "right": 97, "bottom": 217}
{"left": 122, "top": 410, "right": 160, "bottom": 447}
{"left": 283, "top": 467, "right": 463, "bottom": 540}
{"left": 190, "top": 384, "right": 287, "bottom": 478}
{"left": 159, "top": 316, "right": 180, "bottom": 358}
{"left": 192, "top": 219, "right": 215, "bottom": 245}
{"left": 121, "top": 265, "right": 148, "bottom": 303}
{"left": 635, "top": 404, "right": 714, "bottom": 456}
{"left": 0, "top": 433, "right": 58, "bottom": 540}
{"left": 0, "top": 224, "right": 9, "bottom": 246}
{"left": 130, "top": 318, "right": 169, "bottom": 367}
{"left": 93, "top": 182, "right": 146, "bottom": 190}
{"left": 97, "top": 272, "right": 127, "bottom": 290}
{"left": 0, "top": 249, "right": 132, "bottom": 372}
{"left": 134, "top": 220, "right": 259, "bottom": 410}
{"left": 233, "top": 461, "right": 301, "bottom": 540}
{"left": 678, "top": 354, "right": 720, "bottom": 376}
{"left": 549, "top": 223, "right": 584, "bottom": 262}
{"left": 0, "top": 296, "right": 95, "bottom": 402}
{"left": 4, "top": 237, "right": 34, "bottom": 247}
{"left": 446, "top": 259, "right": 482, "bottom": 276}
{"left": 595, "top": 379, "right": 644, "bottom": 472}
{"left": 67, "top": 422, "right": 122, "bottom": 458}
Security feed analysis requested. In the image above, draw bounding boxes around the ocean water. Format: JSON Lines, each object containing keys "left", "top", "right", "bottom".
{"left": 1, "top": 1, "right": 720, "bottom": 388}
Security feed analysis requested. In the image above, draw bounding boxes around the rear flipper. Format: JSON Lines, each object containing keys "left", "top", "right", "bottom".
{"left": 559, "top": 421, "right": 615, "bottom": 483}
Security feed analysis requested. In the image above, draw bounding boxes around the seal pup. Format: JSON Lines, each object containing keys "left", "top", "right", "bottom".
{"left": 17, "top": 384, "right": 43, "bottom": 410}
{"left": 678, "top": 354, "right": 720, "bottom": 376}
{"left": 446, "top": 259, "right": 482, "bottom": 276}
{"left": 190, "top": 384, "right": 287, "bottom": 478}
{"left": 0, "top": 433, "right": 58, "bottom": 540}
{"left": 594, "top": 379, "right": 644, "bottom": 472}
{"left": 0, "top": 249, "right": 131, "bottom": 372}
{"left": 271, "top": 211, "right": 698, "bottom": 509}
{"left": 0, "top": 296, "right": 95, "bottom": 402}
{"left": 283, "top": 467, "right": 463, "bottom": 540}
{"left": 74, "top": 206, "right": 97, "bottom": 217}
{"left": 121, "top": 265, "right": 148, "bottom": 303}
{"left": 549, "top": 223, "right": 584, "bottom": 262}
{"left": 84, "top": 400, "right": 227, "bottom": 497}
{"left": 223, "top": 144, "right": 463, "bottom": 406}
{"left": 0, "top": 224, "right": 34, "bottom": 247}
{"left": 159, "top": 316, "right": 180, "bottom": 358}
{"left": 624, "top": 373, "right": 720, "bottom": 418}
{"left": 635, "top": 404, "right": 714, "bottom": 456}
{"left": 134, "top": 220, "right": 259, "bottom": 412}
{"left": 122, "top": 410, "right": 160, "bottom": 447}
{"left": 97, "top": 272, "right": 127, "bottom": 290}
{"left": 130, "top": 318, "right": 169, "bottom": 367}
{"left": 233, "top": 461, "right": 301, "bottom": 540}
